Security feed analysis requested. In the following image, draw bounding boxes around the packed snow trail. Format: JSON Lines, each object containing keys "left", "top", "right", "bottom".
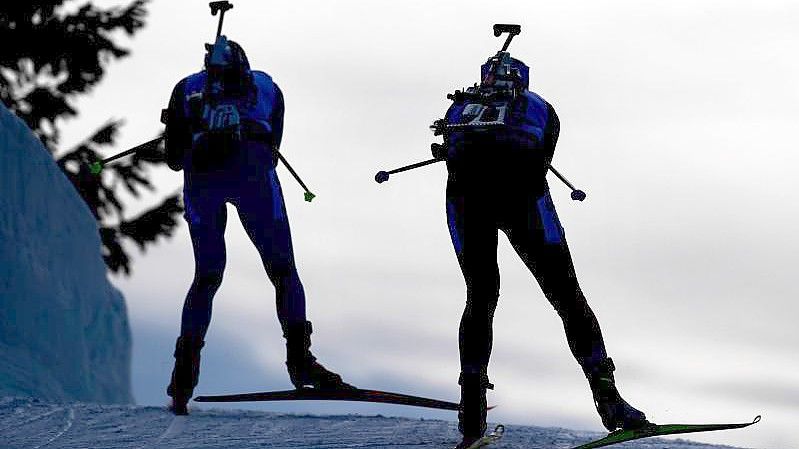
{"left": 0, "top": 397, "right": 750, "bottom": 449}
{"left": 30, "top": 407, "right": 75, "bottom": 449}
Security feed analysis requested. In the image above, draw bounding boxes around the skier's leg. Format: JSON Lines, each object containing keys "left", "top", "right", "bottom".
{"left": 236, "top": 168, "right": 305, "bottom": 326}
{"left": 447, "top": 187, "right": 498, "bottom": 443}
{"left": 236, "top": 169, "right": 349, "bottom": 389}
{"left": 503, "top": 191, "right": 646, "bottom": 431}
{"left": 167, "top": 335, "right": 204, "bottom": 415}
{"left": 449, "top": 195, "right": 499, "bottom": 375}
{"left": 180, "top": 196, "right": 228, "bottom": 339}
{"left": 503, "top": 192, "right": 603, "bottom": 367}
{"left": 168, "top": 191, "right": 228, "bottom": 413}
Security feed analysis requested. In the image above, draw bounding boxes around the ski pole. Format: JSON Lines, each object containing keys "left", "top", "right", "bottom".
{"left": 375, "top": 148, "right": 587, "bottom": 201}
{"left": 89, "top": 136, "right": 164, "bottom": 175}
{"left": 275, "top": 151, "right": 316, "bottom": 202}
{"left": 548, "top": 164, "right": 586, "bottom": 201}
{"left": 209, "top": 1, "right": 233, "bottom": 39}
{"left": 374, "top": 157, "right": 442, "bottom": 184}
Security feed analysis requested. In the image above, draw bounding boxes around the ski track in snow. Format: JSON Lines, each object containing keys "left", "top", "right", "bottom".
{"left": 0, "top": 397, "right": 751, "bottom": 449}
{"left": 0, "top": 405, "right": 66, "bottom": 434}
{"left": 136, "top": 415, "right": 187, "bottom": 449}
{"left": 31, "top": 407, "right": 75, "bottom": 449}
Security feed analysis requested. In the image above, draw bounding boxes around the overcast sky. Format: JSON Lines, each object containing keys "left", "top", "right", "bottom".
{"left": 60, "top": 1, "right": 797, "bottom": 447}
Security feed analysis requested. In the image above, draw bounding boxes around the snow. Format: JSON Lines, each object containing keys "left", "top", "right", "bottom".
{"left": 0, "top": 396, "right": 751, "bottom": 449}
{"left": 0, "top": 103, "right": 132, "bottom": 404}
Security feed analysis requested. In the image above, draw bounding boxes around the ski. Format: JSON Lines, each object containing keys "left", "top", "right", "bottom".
{"left": 464, "top": 424, "right": 505, "bottom": 449}
{"left": 571, "top": 415, "right": 761, "bottom": 449}
{"left": 194, "top": 387, "right": 461, "bottom": 411}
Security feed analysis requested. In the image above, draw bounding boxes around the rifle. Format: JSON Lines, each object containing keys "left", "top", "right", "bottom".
{"left": 87, "top": 2, "right": 238, "bottom": 175}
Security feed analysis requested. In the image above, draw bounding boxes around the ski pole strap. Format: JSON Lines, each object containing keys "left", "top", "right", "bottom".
{"left": 275, "top": 151, "right": 316, "bottom": 202}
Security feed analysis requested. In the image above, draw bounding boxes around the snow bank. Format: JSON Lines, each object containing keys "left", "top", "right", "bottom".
{"left": 0, "top": 103, "right": 132, "bottom": 404}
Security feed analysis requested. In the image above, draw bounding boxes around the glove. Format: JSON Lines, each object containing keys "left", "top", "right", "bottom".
{"left": 431, "top": 143, "right": 448, "bottom": 160}
{"left": 271, "top": 146, "right": 280, "bottom": 168}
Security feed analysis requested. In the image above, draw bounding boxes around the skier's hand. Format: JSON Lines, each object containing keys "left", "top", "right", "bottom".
{"left": 431, "top": 143, "right": 448, "bottom": 160}
{"left": 271, "top": 146, "right": 280, "bottom": 168}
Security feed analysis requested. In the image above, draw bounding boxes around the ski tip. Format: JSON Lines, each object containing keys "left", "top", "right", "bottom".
{"left": 753, "top": 415, "right": 762, "bottom": 424}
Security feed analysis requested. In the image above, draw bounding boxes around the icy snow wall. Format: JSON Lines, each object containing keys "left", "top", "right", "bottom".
{"left": 0, "top": 103, "right": 132, "bottom": 404}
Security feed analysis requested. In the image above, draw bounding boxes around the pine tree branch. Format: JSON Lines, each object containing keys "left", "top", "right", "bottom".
{"left": 1, "top": 1, "right": 186, "bottom": 277}
{"left": 100, "top": 226, "right": 130, "bottom": 275}
{"left": 118, "top": 194, "right": 183, "bottom": 252}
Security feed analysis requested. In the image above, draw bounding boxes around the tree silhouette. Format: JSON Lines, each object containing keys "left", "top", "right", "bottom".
{"left": 0, "top": 1, "right": 183, "bottom": 275}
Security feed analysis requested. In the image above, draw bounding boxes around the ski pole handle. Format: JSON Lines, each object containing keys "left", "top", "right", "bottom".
{"left": 276, "top": 151, "right": 316, "bottom": 202}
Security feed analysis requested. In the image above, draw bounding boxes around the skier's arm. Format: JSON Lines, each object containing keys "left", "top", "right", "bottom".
{"left": 542, "top": 102, "right": 560, "bottom": 167}
{"left": 440, "top": 103, "right": 466, "bottom": 161}
{"left": 163, "top": 79, "right": 190, "bottom": 171}
{"left": 520, "top": 99, "right": 559, "bottom": 179}
{"left": 526, "top": 102, "right": 560, "bottom": 181}
{"left": 271, "top": 84, "right": 285, "bottom": 151}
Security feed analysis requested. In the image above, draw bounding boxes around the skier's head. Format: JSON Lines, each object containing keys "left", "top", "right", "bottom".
{"left": 480, "top": 53, "right": 529, "bottom": 91}
{"left": 204, "top": 36, "right": 253, "bottom": 94}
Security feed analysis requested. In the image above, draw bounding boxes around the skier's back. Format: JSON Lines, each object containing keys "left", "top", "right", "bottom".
{"left": 162, "top": 35, "right": 350, "bottom": 415}
{"left": 439, "top": 31, "right": 648, "bottom": 448}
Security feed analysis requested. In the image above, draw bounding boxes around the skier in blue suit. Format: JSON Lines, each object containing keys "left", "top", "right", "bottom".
{"left": 442, "top": 54, "right": 648, "bottom": 448}
{"left": 162, "top": 37, "right": 349, "bottom": 415}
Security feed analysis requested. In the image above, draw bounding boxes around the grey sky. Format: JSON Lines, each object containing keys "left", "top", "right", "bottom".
{"left": 60, "top": 0, "right": 797, "bottom": 448}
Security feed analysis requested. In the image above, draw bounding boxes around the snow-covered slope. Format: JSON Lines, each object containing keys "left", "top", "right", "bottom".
{"left": 0, "top": 103, "right": 132, "bottom": 404}
{"left": 0, "top": 397, "right": 751, "bottom": 449}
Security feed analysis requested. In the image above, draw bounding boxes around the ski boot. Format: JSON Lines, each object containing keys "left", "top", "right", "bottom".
{"left": 586, "top": 357, "right": 648, "bottom": 431}
{"left": 455, "top": 370, "right": 493, "bottom": 449}
{"left": 166, "top": 335, "right": 205, "bottom": 415}
{"left": 283, "top": 321, "right": 353, "bottom": 390}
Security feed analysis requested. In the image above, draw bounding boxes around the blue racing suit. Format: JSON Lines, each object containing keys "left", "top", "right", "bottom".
{"left": 164, "top": 67, "right": 306, "bottom": 340}
{"left": 444, "top": 59, "right": 609, "bottom": 379}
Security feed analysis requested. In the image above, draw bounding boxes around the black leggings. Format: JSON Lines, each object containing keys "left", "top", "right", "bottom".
{"left": 446, "top": 182, "right": 607, "bottom": 375}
